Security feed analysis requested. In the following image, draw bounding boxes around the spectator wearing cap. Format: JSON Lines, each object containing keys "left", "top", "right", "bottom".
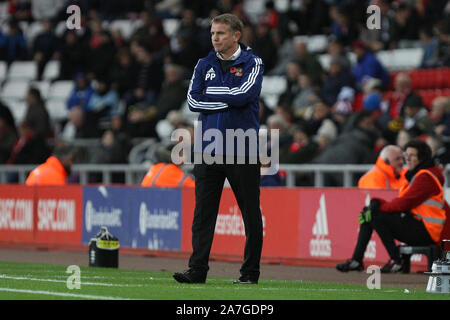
{"left": 352, "top": 40, "right": 390, "bottom": 90}
{"left": 363, "top": 92, "right": 382, "bottom": 113}
{"left": 403, "top": 95, "right": 434, "bottom": 135}
{"left": 320, "top": 55, "right": 355, "bottom": 107}
{"left": 332, "top": 86, "right": 354, "bottom": 132}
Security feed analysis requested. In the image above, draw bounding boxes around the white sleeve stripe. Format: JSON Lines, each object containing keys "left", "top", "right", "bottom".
{"left": 205, "top": 58, "right": 261, "bottom": 96}
{"left": 187, "top": 95, "right": 228, "bottom": 110}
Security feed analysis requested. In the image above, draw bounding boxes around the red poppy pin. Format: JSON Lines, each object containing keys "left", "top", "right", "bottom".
{"left": 230, "top": 67, "right": 236, "bottom": 73}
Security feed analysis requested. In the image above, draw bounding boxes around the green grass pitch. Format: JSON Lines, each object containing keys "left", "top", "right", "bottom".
{"left": 0, "top": 261, "right": 449, "bottom": 300}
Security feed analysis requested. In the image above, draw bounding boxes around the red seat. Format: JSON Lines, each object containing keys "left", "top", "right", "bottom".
{"left": 390, "top": 67, "right": 450, "bottom": 90}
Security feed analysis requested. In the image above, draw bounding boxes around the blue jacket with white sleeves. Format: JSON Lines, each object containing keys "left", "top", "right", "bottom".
{"left": 187, "top": 43, "right": 264, "bottom": 158}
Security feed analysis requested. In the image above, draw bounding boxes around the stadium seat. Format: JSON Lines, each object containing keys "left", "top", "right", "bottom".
{"left": 6, "top": 100, "right": 27, "bottom": 125}
{"left": 30, "top": 81, "right": 50, "bottom": 99}
{"left": 417, "top": 89, "right": 446, "bottom": 109}
{"left": 294, "top": 35, "right": 328, "bottom": 53}
{"left": 318, "top": 54, "right": 331, "bottom": 71}
{"left": 162, "top": 18, "right": 180, "bottom": 37}
{"left": 42, "top": 60, "right": 60, "bottom": 81}
{"left": 25, "top": 21, "right": 45, "bottom": 48}
{"left": 108, "top": 20, "right": 136, "bottom": 40}
{"left": 55, "top": 21, "right": 67, "bottom": 37}
{"left": 7, "top": 61, "right": 38, "bottom": 81}
{"left": 0, "top": 81, "right": 29, "bottom": 102}
{"left": 261, "top": 76, "right": 287, "bottom": 109}
{"left": 376, "top": 48, "right": 424, "bottom": 71}
{"left": 0, "top": 61, "right": 7, "bottom": 83}
{"left": 47, "top": 80, "right": 74, "bottom": 101}
{"left": 46, "top": 98, "right": 69, "bottom": 121}
{"left": 261, "top": 76, "right": 287, "bottom": 96}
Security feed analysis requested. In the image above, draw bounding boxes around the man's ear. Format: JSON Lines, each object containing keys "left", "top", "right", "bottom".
{"left": 234, "top": 31, "right": 241, "bottom": 42}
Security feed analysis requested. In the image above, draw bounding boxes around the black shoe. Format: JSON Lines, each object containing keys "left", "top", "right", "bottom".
{"left": 173, "top": 269, "right": 207, "bottom": 284}
{"left": 380, "top": 259, "right": 404, "bottom": 273}
{"left": 336, "top": 259, "right": 364, "bottom": 272}
{"left": 233, "top": 275, "right": 258, "bottom": 284}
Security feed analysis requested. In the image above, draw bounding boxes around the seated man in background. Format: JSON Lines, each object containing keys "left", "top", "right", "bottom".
{"left": 358, "top": 144, "right": 407, "bottom": 189}
{"left": 25, "top": 145, "right": 77, "bottom": 186}
{"left": 337, "top": 139, "right": 447, "bottom": 273}
{"left": 141, "top": 142, "right": 194, "bottom": 188}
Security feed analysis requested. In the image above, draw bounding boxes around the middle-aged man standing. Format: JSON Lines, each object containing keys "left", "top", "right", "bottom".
{"left": 358, "top": 144, "right": 407, "bottom": 189}
{"left": 337, "top": 139, "right": 447, "bottom": 273}
{"left": 173, "top": 13, "right": 264, "bottom": 284}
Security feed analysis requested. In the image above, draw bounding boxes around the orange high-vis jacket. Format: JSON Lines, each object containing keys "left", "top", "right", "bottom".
{"left": 358, "top": 156, "right": 408, "bottom": 190}
{"left": 141, "top": 163, "right": 195, "bottom": 188}
{"left": 398, "top": 169, "right": 446, "bottom": 243}
{"left": 25, "top": 156, "right": 68, "bottom": 186}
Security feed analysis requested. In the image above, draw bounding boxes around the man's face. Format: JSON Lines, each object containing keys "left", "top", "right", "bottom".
{"left": 211, "top": 22, "right": 239, "bottom": 58}
{"left": 388, "top": 148, "right": 404, "bottom": 174}
{"left": 404, "top": 147, "right": 420, "bottom": 170}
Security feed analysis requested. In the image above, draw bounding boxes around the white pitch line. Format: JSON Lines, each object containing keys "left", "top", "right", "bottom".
{"left": 0, "top": 287, "right": 132, "bottom": 300}
{"left": 0, "top": 274, "right": 143, "bottom": 287}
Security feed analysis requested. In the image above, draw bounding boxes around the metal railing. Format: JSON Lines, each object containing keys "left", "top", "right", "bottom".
{"left": 2, "top": 163, "right": 449, "bottom": 187}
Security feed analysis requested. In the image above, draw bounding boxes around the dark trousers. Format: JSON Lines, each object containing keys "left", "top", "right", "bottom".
{"left": 352, "top": 211, "right": 435, "bottom": 262}
{"left": 188, "top": 162, "right": 263, "bottom": 279}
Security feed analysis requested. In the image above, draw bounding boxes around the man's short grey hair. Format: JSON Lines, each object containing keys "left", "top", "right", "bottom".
{"left": 379, "top": 145, "right": 402, "bottom": 161}
{"left": 211, "top": 13, "right": 244, "bottom": 33}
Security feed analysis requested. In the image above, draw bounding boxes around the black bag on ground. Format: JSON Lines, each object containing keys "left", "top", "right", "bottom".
{"left": 89, "top": 227, "right": 119, "bottom": 268}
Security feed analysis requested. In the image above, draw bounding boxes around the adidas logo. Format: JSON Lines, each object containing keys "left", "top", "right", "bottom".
{"left": 310, "top": 194, "right": 331, "bottom": 257}
{"left": 205, "top": 67, "right": 216, "bottom": 81}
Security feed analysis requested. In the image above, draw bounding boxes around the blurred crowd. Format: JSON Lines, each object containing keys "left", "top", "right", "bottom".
{"left": 0, "top": 0, "right": 449, "bottom": 185}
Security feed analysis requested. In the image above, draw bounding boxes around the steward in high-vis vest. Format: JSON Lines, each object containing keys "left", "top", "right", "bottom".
{"left": 337, "top": 139, "right": 448, "bottom": 273}
{"left": 358, "top": 145, "right": 407, "bottom": 190}
{"left": 141, "top": 162, "right": 195, "bottom": 187}
{"left": 25, "top": 146, "right": 76, "bottom": 186}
